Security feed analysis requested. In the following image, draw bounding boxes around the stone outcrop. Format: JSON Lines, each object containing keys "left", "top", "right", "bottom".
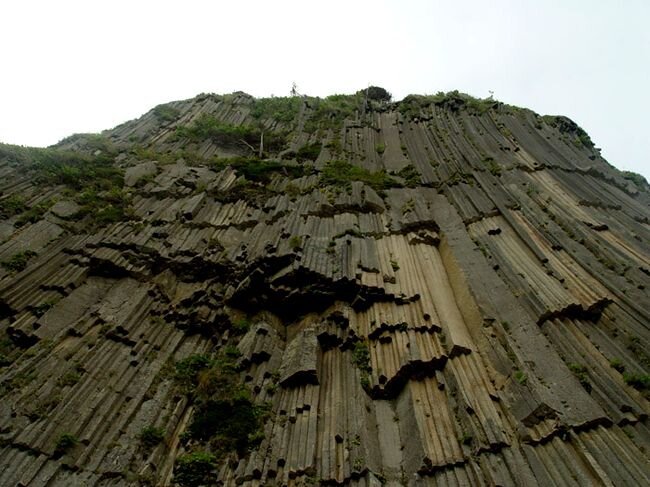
{"left": 0, "top": 90, "right": 648, "bottom": 486}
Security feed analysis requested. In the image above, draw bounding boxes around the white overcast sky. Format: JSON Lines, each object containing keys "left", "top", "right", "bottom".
{"left": 1, "top": 0, "right": 648, "bottom": 178}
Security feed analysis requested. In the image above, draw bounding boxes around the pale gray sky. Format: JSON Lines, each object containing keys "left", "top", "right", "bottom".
{"left": 1, "top": 0, "right": 648, "bottom": 178}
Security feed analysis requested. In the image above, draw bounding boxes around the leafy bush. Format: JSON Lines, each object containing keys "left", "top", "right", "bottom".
{"left": 295, "top": 143, "right": 322, "bottom": 162}
{"left": 174, "top": 451, "right": 217, "bottom": 487}
{"left": 15, "top": 200, "right": 53, "bottom": 227}
{"left": 304, "top": 93, "right": 364, "bottom": 132}
{"left": 623, "top": 372, "right": 650, "bottom": 392}
{"left": 0, "top": 143, "right": 131, "bottom": 227}
{"left": 484, "top": 157, "right": 502, "bottom": 176}
{"left": 74, "top": 187, "right": 134, "bottom": 226}
{"left": 542, "top": 115, "right": 594, "bottom": 149}
{"left": 398, "top": 91, "right": 498, "bottom": 118}
{"left": 1, "top": 250, "right": 37, "bottom": 273}
{"left": 174, "top": 354, "right": 213, "bottom": 394}
{"left": 622, "top": 171, "right": 648, "bottom": 189}
{"left": 289, "top": 236, "right": 301, "bottom": 250}
{"left": 54, "top": 433, "right": 78, "bottom": 456}
{"left": 352, "top": 342, "right": 371, "bottom": 373}
{"left": 609, "top": 358, "right": 625, "bottom": 373}
{"left": 0, "top": 195, "right": 26, "bottom": 219}
{"left": 176, "top": 114, "right": 287, "bottom": 153}
{"left": 250, "top": 96, "right": 301, "bottom": 123}
{"left": 57, "top": 371, "right": 81, "bottom": 387}
{"left": 352, "top": 341, "right": 372, "bottom": 391}
{"left": 396, "top": 165, "right": 420, "bottom": 187}
{"left": 232, "top": 318, "right": 250, "bottom": 335}
{"left": 139, "top": 426, "right": 165, "bottom": 448}
{"left": 153, "top": 104, "right": 180, "bottom": 122}
{"left": 173, "top": 349, "right": 269, "bottom": 462}
{"left": 210, "top": 156, "right": 308, "bottom": 183}
{"left": 29, "top": 149, "right": 119, "bottom": 190}
{"left": 320, "top": 160, "right": 401, "bottom": 192}
{"left": 514, "top": 370, "right": 527, "bottom": 384}
{"left": 365, "top": 86, "right": 392, "bottom": 102}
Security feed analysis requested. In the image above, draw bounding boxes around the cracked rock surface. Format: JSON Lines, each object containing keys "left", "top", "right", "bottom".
{"left": 0, "top": 90, "right": 648, "bottom": 486}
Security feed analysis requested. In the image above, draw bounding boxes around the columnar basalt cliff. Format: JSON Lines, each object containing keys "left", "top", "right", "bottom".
{"left": 0, "top": 89, "right": 648, "bottom": 486}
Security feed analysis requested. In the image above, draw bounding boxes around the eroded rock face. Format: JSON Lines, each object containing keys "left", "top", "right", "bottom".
{"left": 0, "top": 91, "right": 648, "bottom": 486}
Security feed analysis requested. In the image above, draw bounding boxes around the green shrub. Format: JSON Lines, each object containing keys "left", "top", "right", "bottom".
{"left": 32, "top": 299, "right": 58, "bottom": 317}
{"left": 609, "top": 358, "right": 625, "bottom": 373}
{"left": 250, "top": 96, "right": 301, "bottom": 123}
{"left": 542, "top": 115, "right": 594, "bottom": 149}
{"left": 173, "top": 350, "right": 268, "bottom": 462}
{"left": 396, "top": 165, "right": 420, "bottom": 187}
{"left": 365, "top": 86, "right": 392, "bottom": 102}
{"left": 296, "top": 143, "right": 322, "bottom": 162}
{"left": 623, "top": 372, "right": 650, "bottom": 391}
{"left": 74, "top": 187, "right": 134, "bottom": 226}
{"left": 176, "top": 114, "right": 287, "bottom": 153}
{"left": 232, "top": 318, "right": 251, "bottom": 335}
{"left": 304, "top": 93, "right": 364, "bottom": 132}
{"left": 1, "top": 250, "right": 37, "bottom": 273}
{"left": 352, "top": 342, "right": 371, "bottom": 374}
{"left": 174, "top": 354, "right": 213, "bottom": 393}
{"left": 15, "top": 200, "right": 53, "bottom": 227}
{"left": 484, "top": 157, "right": 502, "bottom": 176}
{"left": 514, "top": 370, "right": 527, "bottom": 384}
{"left": 153, "top": 104, "right": 180, "bottom": 122}
{"left": 139, "top": 426, "right": 165, "bottom": 448}
{"left": 0, "top": 195, "right": 26, "bottom": 218}
{"left": 210, "top": 156, "right": 310, "bottom": 183}
{"left": 320, "top": 160, "right": 401, "bottom": 192}
{"left": 398, "top": 91, "right": 497, "bottom": 118}
{"left": 57, "top": 371, "right": 81, "bottom": 387}
{"left": 174, "top": 451, "right": 217, "bottom": 487}
{"left": 54, "top": 433, "right": 78, "bottom": 456}
{"left": 0, "top": 143, "right": 130, "bottom": 228}
{"left": 622, "top": 171, "right": 648, "bottom": 189}
{"left": 289, "top": 236, "right": 302, "bottom": 250}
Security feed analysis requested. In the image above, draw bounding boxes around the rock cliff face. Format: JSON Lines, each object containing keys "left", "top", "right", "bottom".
{"left": 0, "top": 90, "right": 648, "bottom": 486}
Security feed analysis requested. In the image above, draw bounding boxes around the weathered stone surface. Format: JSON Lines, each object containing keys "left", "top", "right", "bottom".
{"left": 124, "top": 160, "right": 157, "bottom": 186}
{"left": 0, "top": 90, "right": 648, "bottom": 486}
{"left": 49, "top": 200, "right": 80, "bottom": 219}
{"left": 278, "top": 326, "right": 319, "bottom": 387}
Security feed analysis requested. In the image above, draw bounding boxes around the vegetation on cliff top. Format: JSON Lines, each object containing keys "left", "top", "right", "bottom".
{"left": 0, "top": 142, "right": 134, "bottom": 227}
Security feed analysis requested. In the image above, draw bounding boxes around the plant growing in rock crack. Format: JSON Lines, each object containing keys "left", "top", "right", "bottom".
{"left": 232, "top": 318, "right": 251, "bottom": 335}
{"left": 514, "top": 370, "right": 527, "bottom": 385}
{"left": 623, "top": 372, "right": 650, "bottom": 397}
{"left": 32, "top": 298, "right": 59, "bottom": 317}
{"left": 353, "top": 456, "right": 365, "bottom": 471}
{"left": 54, "top": 433, "right": 78, "bottom": 457}
{"left": 352, "top": 341, "right": 372, "bottom": 391}
{"left": 174, "top": 451, "right": 218, "bottom": 487}
{"left": 139, "top": 426, "right": 165, "bottom": 449}
{"left": 609, "top": 358, "right": 625, "bottom": 373}
{"left": 460, "top": 432, "right": 473, "bottom": 445}
{"left": 57, "top": 370, "right": 82, "bottom": 387}
{"left": 567, "top": 363, "right": 592, "bottom": 393}
{"left": 289, "top": 235, "right": 302, "bottom": 251}
{"left": 172, "top": 350, "right": 269, "bottom": 468}
{"left": 1, "top": 250, "right": 37, "bottom": 273}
